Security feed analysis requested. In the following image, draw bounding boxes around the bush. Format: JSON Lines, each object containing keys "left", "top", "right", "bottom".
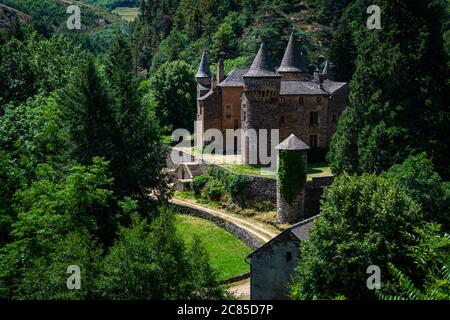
{"left": 202, "top": 180, "right": 225, "bottom": 202}
{"left": 192, "top": 175, "right": 210, "bottom": 197}
{"left": 207, "top": 166, "right": 230, "bottom": 183}
{"left": 226, "top": 174, "right": 250, "bottom": 204}
{"left": 291, "top": 173, "right": 423, "bottom": 300}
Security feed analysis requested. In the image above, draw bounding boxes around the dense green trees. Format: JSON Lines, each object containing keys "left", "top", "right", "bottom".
{"left": 146, "top": 60, "right": 197, "bottom": 132}
{"left": 0, "top": 21, "right": 223, "bottom": 299}
{"left": 105, "top": 31, "right": 170, "bottom": 212}
{"left": 61, "top": 55, "right": 117, "bottom": 165}
{"left": 291, "top": 154, "right": 449, "bottom": 299}
{"left": 291, "top": 173, "right": 422, "bottom": 299}
{"left": 98, "top": 210, "right": 225, "bottom": 299}
{"left": 328, "top": 0, "right": 449, "bottom": 179}
{"left": 378, "top": 223, "right": 450, "bottom": 300}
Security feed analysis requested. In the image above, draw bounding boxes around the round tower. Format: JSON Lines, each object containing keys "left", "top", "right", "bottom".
{"left": 243, "top": 42, "right": 281, "bottom": 103}
{"left": 275, "top": 134, "right": 310, "bottom": 224}
{"left": 241, "top": 42, "right": 281, "bottom": 164}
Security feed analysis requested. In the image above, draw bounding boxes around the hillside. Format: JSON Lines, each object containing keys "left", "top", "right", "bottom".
{"left": 1, "top": 0, "right": 125, "bottom": 35}
{"left": 131, "top": 0, "right": 343, "bottom": 75}
{"left": 0, "top": 4, "right": 31, "bottom": 29}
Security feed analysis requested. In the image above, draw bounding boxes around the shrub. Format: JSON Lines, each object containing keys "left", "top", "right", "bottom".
{"left": 192, "top": 174, "right": 210, "bottom": 197}
{"left": 207, "top": 166, "right": 230, "bottom": 183}
{"left": 202, "top": 180, "right": 225, "bottom": 201}
{"left": 226, "top": 174, "right": 250, "bottom": 204}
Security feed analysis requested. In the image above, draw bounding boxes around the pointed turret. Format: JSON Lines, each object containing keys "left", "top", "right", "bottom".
{"left": 278, "top": 32, "right": 308, "bottom": 80}
{"left": 244, "top": 42, "right": 280, "bottom": 78}
{"left": 196, "top": 52, "right": 212, "bottom": 98}
{"left": 196, "top": 52, "right": 212, "bottom": 79}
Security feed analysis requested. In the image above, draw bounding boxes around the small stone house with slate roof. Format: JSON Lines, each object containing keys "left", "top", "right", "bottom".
{"left": 248, "top": 215, "right": 318, "bottom": 300}
{"left": 196, "top": 33, "right": 349, "bottom": 163}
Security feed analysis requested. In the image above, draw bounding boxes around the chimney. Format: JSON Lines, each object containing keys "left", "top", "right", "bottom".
{"left": 312, "top": 66, "right": 323, "bottom": 89}
{"left": 218, "top": 59, "right": 225, "bottom": 83}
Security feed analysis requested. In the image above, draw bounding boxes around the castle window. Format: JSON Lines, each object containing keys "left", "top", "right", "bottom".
{"left": 225, "top": 104, "right": 231, "bottom": 119}
{"left": 280, "top": 97, "right": 286, "bottom": 103}
{"left": 309, "top": 135, "right": 318, "bottom": 148}
{"left": 317, "top": 97, "right": 322, "bottom": 104}
{"left": 243, "top": 112, "right": 247, "bottom": 122}
{"left": 332, "top": 113, "right": 338, "bottom": 123}
{"left": 280, "top": 116, "right": 285, "bottom": 125}
{"left": 286, "top": 252, "right": 292, "bottom": 261}
{"left": 299, "top": 97, "right": 304, "bottom": 105}
{"left": 310, "top": 112, "right": 319, "bottom": 125}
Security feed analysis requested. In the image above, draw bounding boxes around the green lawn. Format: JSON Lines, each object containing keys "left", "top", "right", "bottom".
{"left": 175, "top": 214, "right": 251, "bottom": 280}
{"left": 220, "top": 162, "right": 332, "bottom": 181}
{"left": 112, "top": 7, "right": 139, "bottom": 22}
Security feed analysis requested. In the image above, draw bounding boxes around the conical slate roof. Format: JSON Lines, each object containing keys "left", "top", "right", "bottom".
{"left": 278, "top": 32, "right": 308, "bottom": 73}
{"left": 275, "top": 134, "right": 310, "bottom": 150}
{"left": 196, "top": 52, "right": 212, "bottom": 78}
{"left": 321, "top": 60, "right": 329, "bottom": 78}
{"left": 244, "top": 42, "right": 280, "bottom": 78}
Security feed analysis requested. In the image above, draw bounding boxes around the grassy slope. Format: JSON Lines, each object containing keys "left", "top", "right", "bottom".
{"left": 221, "top": 162, "right": 332, "bottom": 180}
{"left": 175, "top": 214, "right": 251, "bottom": 280}
{"left": 112, "top": 7, "right": 139, "bottom": 22}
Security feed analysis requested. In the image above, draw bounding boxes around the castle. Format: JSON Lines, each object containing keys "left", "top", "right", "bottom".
{"left": 196, "top": 33, "right": 349, "bottom": 164}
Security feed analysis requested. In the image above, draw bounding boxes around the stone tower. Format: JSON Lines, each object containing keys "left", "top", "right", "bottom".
{"left": 241, "top": 42, "right": 282, "bottom": 165}
{"left": 196, "top": 51, "right": 212, "bottom": 98}
{"left": 275, "top": 134, "right": 310, "bottom": 224}
{"left": 277, "top": 32, "right": 308, "bottom": 81}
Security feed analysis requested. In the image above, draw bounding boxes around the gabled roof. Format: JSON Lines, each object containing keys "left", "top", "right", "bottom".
{"left": 244, "top": 42, "right": 280, "bottom": 78}
{"left": 275, "top": 134, "right": 310, "bottom": 150}
{"left": 248, "top": 215, "right": 318, "bottom": 257}
{"left": 280, "top": 79, "right": 347, "bottom": 96}
{"left": 218, "top": 68, "right": 249, "bottom": 87}
{"left": 196, "top": 52, "right": 212, "bottom": 78}
{"left": 278, "top": 32, "right": 308, "bottom": 73}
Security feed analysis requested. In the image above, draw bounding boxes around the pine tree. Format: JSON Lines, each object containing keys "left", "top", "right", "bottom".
{"left": 61, "top": 54, "right": 117, "bottom": 165}
{"left": 106, "top": 31, "right": 170, "bottom": 213}
{"left": 328, "top": 0, "right": 449, "bottom": 179}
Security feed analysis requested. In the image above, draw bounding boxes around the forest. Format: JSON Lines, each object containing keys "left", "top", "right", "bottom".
{"left": 0, "top": 0, "right": 449, "bottom": 300}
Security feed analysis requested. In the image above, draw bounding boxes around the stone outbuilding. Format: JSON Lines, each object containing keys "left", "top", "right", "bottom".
{"left": 248, "top": 215, "right": 318, "bottom": 300}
